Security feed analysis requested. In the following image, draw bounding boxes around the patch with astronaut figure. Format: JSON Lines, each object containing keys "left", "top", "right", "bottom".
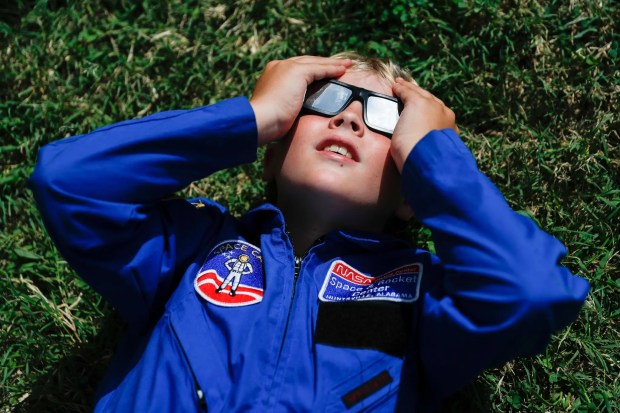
{"left": 194, "top": 240, "right": 264, "bottom": 307}
{"left": 318, "top": 260, "right": 422, "bottom": 303}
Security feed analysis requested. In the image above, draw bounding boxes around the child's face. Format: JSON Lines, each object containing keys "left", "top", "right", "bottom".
{"left": 265, "top": 70, "right": 403, "bottom": 229}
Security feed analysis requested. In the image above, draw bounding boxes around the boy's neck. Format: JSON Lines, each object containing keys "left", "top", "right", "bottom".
{"left": 277, "top": 195, "right": 389, "bottom": 256}
{"left": 286, "top": 222, "right": 325, "bottom": 257}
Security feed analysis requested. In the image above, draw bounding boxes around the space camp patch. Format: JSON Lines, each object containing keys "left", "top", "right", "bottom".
{"left": 194, "top": 240, "right": 264, "bottom": 307}
{"left": 318, "top": 260, "right": 422, "bottom": 303}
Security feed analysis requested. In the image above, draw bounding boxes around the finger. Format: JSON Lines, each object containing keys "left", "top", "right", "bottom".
{"left": 393, "top": 78, "right": 423, "bottom": 95}
{"left": 288, "top": 59, "right": 351, "bottom": 84}
{"left": 305, "top": 62, "right": 350, "bottom": 83}
{"left": 393, "top": 75, "right": 420, "bottom": 87}
{"left": 394, "top": 78, "right": 447, "bottom": 106}
{"left": 290, "top": 55, "right": 352, "bottom": 65}
{"left": 290, "top": 56, "right": 352, "bottom": 73}
{"left": 394, "top": 77, "right": 432, "bottom": 96}
{"left": 392, "top": 79, "right": 426, "bottom": 102}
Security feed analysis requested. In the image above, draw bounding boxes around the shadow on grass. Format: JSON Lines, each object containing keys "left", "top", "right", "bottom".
{"left": 13, "top": 313, "right": 125, "bottom": 413}
{"left": 439, "top": 380, "right": 495, "bottom": 413}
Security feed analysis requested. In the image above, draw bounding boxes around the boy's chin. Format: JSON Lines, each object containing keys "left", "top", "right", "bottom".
{"left": 279, "top": 181, "right": 400, "bottom": 226}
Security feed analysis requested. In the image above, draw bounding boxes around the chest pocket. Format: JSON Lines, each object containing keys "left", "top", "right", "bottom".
{"left": 315, "top": 300, "right": 414, "bottom": 357}
{"left": 319, "top": 353, "right": 404, "bottom": 412}
{"left": 315, "top": 259, "right": 421, "bottom": 356}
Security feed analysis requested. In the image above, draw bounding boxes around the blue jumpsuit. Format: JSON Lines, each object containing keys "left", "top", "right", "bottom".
{"left": 29, "top": 97, "right": 590, "bottom": 412}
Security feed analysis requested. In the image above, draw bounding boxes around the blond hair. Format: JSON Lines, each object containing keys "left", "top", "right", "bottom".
{"left": 331, "top": 52, "right": 416, "bottom": 85}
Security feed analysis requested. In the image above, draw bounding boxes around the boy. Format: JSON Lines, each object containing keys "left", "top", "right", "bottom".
{"left": 30, "top": 54, "right": 589, "bottom": 412}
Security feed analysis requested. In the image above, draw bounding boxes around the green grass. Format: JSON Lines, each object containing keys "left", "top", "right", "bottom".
{"left": 1, "top": 0, "right": 618, "bottom": 411}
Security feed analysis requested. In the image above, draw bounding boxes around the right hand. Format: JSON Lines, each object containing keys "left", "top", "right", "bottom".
{"left": 250, "top": 56, "right": 351, "bottom": 145}
{"left": 390, "top": 77, "right": 459, "bottom": 172}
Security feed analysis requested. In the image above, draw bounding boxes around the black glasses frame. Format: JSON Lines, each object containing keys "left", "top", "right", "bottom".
{"left": 302, "top": 79, "right": 403, "bottom": 136}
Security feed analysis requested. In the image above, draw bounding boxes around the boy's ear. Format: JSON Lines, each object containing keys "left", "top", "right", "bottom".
{"left": 395, "top": 200, "right": 414, "bottom": 221}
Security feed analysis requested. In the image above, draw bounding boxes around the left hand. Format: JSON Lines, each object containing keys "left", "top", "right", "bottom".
{"left": 250, "top": 56, "right": 351, "bottom": 145}
{"left": 390, "top": 78, "right": 459, "bottom": 172}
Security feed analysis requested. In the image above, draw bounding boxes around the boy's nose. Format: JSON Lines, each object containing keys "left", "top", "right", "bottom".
{"left": 328, "top": 101, "right": 364, "bottom": 137}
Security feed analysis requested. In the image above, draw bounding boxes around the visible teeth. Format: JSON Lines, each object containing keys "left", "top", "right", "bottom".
{"left": 324, "top": 144, "right": 352, "bottom": 159}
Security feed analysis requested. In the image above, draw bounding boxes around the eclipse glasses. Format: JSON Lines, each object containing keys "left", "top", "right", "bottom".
{"left": 302, "top": 79, "right": 402, "bottom": 136}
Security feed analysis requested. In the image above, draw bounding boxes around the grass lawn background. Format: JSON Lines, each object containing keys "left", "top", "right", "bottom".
{"left": 1, "top": 0, "right": 618, "bottom": 411}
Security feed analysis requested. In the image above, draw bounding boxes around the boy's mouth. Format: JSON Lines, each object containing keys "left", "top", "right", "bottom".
{"left": 317, "top": 138, "right": 358, "bottom": 162}
{"left": 322, "top": 144, "right": 353, "bottom": 159}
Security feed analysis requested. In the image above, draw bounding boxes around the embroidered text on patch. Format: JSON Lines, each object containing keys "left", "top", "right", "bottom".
{"left": 318, "top": 260, "right": 422, "bottom": 303}
{"left": 194, "top": 240, "right": 264, "bottom": 307}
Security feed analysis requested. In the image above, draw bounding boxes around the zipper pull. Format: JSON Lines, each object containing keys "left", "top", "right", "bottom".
{"left": 294, "top": 255, "right": 303, "bottom": 279}
{"left": 197, "top": 389, "right": 207, "bottom": 411}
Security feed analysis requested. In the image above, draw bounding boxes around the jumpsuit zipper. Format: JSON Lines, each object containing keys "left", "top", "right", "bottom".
{"left": 266, "top": 231, "right": 307, "bottom": 407}
{"left": 278, "top": 231, "right": 306, "bottom": 356}
{"left": 266, "top": 232, "right": 325, "bottom": 407}
{"left": 276, "top": 253, "right": 304, "bottom": 358}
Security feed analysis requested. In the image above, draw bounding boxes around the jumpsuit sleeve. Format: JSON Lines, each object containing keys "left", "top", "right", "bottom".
{"left": 400, "top": 129, "right": 590, "bottom": 406}
{"left": 29, "top": 97, "right": 258, "bottom": 326}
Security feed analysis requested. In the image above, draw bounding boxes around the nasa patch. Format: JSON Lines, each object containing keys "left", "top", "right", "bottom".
{"left": 194, "top": 240, "right": 264, "bottom": 307}
{"left": 318, "top": 260, "right": 422, "bottom": 303}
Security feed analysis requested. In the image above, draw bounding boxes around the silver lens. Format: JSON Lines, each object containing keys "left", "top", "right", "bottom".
{"left": 305, "top": 83, "right": 352, "bottom": 114}
{"left": 366, "top": 96, "right": 399, "bottom": 132}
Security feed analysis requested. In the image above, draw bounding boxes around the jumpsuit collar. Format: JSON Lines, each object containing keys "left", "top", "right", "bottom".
{"left": 242, "top": 203, "right": 412, "bottom": 254}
